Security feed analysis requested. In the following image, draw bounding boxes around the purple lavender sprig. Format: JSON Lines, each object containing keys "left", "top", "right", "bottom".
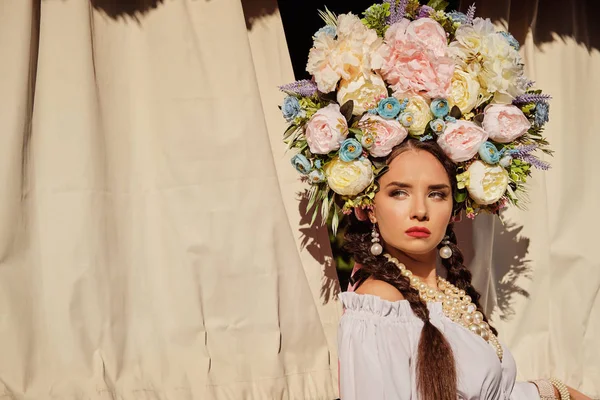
{"left": 508, "top": 145, "right": 551, "bottom": 170}
{"left": 278, "top": 80, "right": 318, "bottom": 97}
{"left": 417, "top": 5, "right": 434, "bottom": 18}
{"left": 385, "top": 0, "right": 408, "bottom": 25}
{"left": 508, "top": 144, "right": 537, "bottom": 157}
{"left": 512, "top": 93, "right": 553, "bottom": 104}
{"left": 520, "top": 154, "right": 551, "bottom": 170}
{"left": 466, "top": 3, "right": 476, "bottom": 24}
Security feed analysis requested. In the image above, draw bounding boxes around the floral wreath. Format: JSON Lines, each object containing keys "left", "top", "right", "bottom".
{"left": 279, "top": 0, "right": 552, "bottom": 234}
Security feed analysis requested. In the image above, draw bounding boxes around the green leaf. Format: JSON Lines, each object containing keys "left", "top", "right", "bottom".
{"left": 318, "top": 7, "right": 338, "bottom": 27}
{"left": 321, "top": 196, "right": 330, "bottom": 223}
{"left": 283, "top": 124, "right": 297, "bottom": 139}
{"left": 427, "top": 0, "right": 449, "bottom": 11}
{"left": 450, "top": 105, "right": 462, "bottom": 119}
{"left": 310, "top": 207, "right": 319, "bottom": 226}
{"left": 349, "top": 127, "right": 363, "bottom": 136}
{"left": 340, "top": 100, "right": 354, "bottom": 122}
{"left": 454, "top": 190, "right": 468, "bottom": 203}
{"left": 332, "top": 207, "right": 340, "bottom": 236}
{"left": 307, "top": 187, "right": 319, "bottom": 212}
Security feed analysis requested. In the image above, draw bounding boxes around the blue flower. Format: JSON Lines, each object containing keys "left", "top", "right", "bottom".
{"left": 315, "top": 25, "right": 337, "bottom": 38}
{"left": 398, "top": 112, "right": 414, "bottom": 127}
{"left": 430, "top": 119, "right": 446, "bottom": 135}
{"left": 291, "top": 154, "right": 312, "bottom": 175}
{"left": 448, "top": 11, "right": 468, "bottom": 24}
{"left": 534, "top": 102, "right": 550, "bottom": 126}
{"left": 478, "top": 142, "right": 502, "bottom": 165}
{"left": 339, "top": 138, "right": 363, "bottom": 162}
{"left": 498, "top": 31, "right": 520, "bottom": 51}
{"left": 282, "top": 96, "right": 302, "bottom": 122}
{"left": 377, "top": 97, "right": 402, "bottom": 119}
{"left": 308, "top": 169, "right": 326, "bottom": 184}
{"left": 360, "top": 133, "right": 375, "bottom": 149}
{"left": 430, "top": 98, "right": 450, "bottom": 118}
{"left": 445, "top": 116, "right": 457, "bottom": 123}
{"left": 314, "top": 159, "right": 323, "bottom": 169}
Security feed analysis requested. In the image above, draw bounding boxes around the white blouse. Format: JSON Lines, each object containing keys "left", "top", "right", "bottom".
{"left": 338, "top": 292, "right": 541, "bottom": 400}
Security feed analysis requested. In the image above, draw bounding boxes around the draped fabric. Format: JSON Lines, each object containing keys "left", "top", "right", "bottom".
{"left": 0, "top": 0, "right": 340, "bottom": 398}
{"left": 455, "top": 0, "right": 600, "bottom": 396}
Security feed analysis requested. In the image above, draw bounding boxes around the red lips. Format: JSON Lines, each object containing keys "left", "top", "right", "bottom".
{"left": 405, "top": 226, "right": 431, "bottom": 238}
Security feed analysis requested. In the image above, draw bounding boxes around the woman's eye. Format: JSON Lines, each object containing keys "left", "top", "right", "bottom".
{"left": 390, "top": 190, "right": 408, "bottom": 197}
{"left": 430, "top": 191, "right": 447, "bottom": 199}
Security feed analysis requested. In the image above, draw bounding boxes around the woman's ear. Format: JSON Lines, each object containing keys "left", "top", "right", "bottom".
{"left": 368, "top": 208, "right": 377, "bottom": 224}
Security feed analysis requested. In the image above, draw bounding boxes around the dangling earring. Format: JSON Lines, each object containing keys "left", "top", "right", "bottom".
{"left": 370, "top": 224, "right": 383, "bottom": 256}
{"left": 439, "top": 236, "right": 453, "bottom": 259}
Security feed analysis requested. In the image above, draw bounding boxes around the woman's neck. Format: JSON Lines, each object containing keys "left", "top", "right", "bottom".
{"left": 385, "top": 247, "right": 438, "bottom": 289}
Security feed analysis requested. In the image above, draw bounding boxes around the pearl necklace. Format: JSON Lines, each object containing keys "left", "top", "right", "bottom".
{"left": 384, "top": 254, "right": 503, "bottom": 361}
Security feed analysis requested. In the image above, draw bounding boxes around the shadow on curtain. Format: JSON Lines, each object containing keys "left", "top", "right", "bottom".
{"left": 459, "top": 0, "right": 600, "bottom": 53}
{"left": 90, "top": 0, "right": 165, "bottom": 19}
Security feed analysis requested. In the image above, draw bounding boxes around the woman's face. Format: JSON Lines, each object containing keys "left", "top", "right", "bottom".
{"left": 370, "top": 149, "right": 453, "bottom": 256}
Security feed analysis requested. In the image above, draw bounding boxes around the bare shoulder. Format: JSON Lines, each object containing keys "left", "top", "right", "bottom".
{"left": 355, "top": 279, "right": 405, "bottom": 302}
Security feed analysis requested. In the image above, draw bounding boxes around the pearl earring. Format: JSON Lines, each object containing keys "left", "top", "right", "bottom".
{"left": 439, "top": 236, "right": 453, "bottom": 259}
{"left": 370, "top": 224, "right": 383, "bottom": 256}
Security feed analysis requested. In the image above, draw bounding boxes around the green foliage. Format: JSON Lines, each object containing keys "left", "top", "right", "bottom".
{"left": 361, "top": 3, "right": 391, "bottom": 37}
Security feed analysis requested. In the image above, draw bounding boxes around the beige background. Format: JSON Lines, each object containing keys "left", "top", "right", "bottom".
{"left": 0, "top": 0, "right": 598, "bottom": 398}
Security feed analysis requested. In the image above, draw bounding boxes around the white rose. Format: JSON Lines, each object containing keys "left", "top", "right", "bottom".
{"left": 449, "top": 69, "right": 480, "bottom": 114}
{"left": 324, "top": 157, "right": 374, "bottom": 196}
{"left": 403, "top": 96, "right": 433, "bottom": 136}
{"left": 337, "top": 72, "right": 388, "bottom": 115}
{"left": 466, "top": 160, "right": 509, "bottom": 205}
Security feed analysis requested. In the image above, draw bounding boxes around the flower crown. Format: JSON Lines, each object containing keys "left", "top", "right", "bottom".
{"left": 279, "top": 1, "right": 552, "bottom": 234}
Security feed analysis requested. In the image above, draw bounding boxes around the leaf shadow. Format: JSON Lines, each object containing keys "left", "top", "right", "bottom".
{"left": 455, "top": 216, "right": 532, "bottom": 322}
{"left": 296, "top": 190, "right": 340, "bottom": 305}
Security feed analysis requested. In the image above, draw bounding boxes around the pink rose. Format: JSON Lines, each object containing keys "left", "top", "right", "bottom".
{"left": 405, "top": 18, "right": 448, "bottom": 58}
{"left": 377, "top": 20, "right": 454, "bottom": 99}
{"left": 437, "top": 120, "right": 489, "bottom": 162}
{"left": 359, "top": 114, "right": 408, "bottom": 157}
{"left": 482, "top": 104, "right": 531, "bottom": 143}
{"left": 305, "top": 104, "right": 349, "bottom": 154}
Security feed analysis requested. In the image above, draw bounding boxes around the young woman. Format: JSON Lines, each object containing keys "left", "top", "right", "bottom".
{"left": 277, "top": 2, "right": 592, "bottom": 399}
{"left": 338, "top": 139, "right": 591, "bottom": 399}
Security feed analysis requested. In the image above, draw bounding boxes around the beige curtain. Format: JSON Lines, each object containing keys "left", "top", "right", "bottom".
{"left": 456, "top": 0, "right": 600, "bottom": 396}
{"left": 0, "top": 0, "right": 340, "bottom": 398}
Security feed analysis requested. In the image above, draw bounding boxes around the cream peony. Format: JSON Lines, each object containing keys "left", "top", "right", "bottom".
{"left": 337, "top": 72, "right": 388, "bottom": 115}
{"left": 306, "top": 13, "right": 384, "bottom": 93}
{"left": 437, "top": 120, "right": 489, "bottom": 162}
{"left": 359, "top": 114, "right": 408, "bottom": 157}
{"left": 449, "top": 18, "right": 527, "bottom": 101}
{"left": 465, "top": 160, "right": 509, "bottom": 205}
{"left": 449, "top": 69, "right": 480, "bottom": 114}
{"left": 482, "top": 104, "right": 531, "bottom": 143}
{"left": 324, "top": 157, "right": 374, "bottom": 196}
{"left": 305, "top": 104, "right": 348, "bottom": 154}
{"left": 403, "top": 96, "right": 434, "bottom": 136}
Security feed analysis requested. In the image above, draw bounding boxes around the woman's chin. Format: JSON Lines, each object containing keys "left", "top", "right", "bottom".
{"left": 389, "top": 242, "right": 438, "bottom": 257}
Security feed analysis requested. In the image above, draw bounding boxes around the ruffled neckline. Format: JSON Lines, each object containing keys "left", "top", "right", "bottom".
{"left": 339, "top": 291, "right": 444, "bottom": 319}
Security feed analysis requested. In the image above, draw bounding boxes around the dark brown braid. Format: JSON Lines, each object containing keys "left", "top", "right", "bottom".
{"left": 346, "top": 219, "right": 457, "bottom": 400}
{"left": 344, "top": 138, "right": 496, "bottom": 400}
